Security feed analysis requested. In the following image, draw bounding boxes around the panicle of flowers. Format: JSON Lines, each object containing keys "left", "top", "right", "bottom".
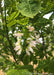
{"left": 26, "top": 37, "right": 36, "bottom": 55}
{"left": 13, "top": 25, "right": 40, "bottom": 56}
{"left": 26, "top": 25, "right": 40, "bottom": 55}
{"left": 27, "top": 25, "right": 40, "bottom": 43}
{"left": 13, "top": 32, "right": 23, "bottom": 55}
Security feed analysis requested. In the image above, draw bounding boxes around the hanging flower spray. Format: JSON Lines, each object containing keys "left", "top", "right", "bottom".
{"left": 13, "top": 25, "right": 40, "bottom": 55}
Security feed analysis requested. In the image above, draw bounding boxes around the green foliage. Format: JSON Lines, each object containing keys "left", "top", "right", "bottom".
{"left": 36, "top": 57, "right": 54, "bottom": 73}
{"left": 48, "top": 57, "right": 54, "bottom": 73}
{"left": 33, "top": 56, "right": 37, "bottom": 64}
{"left": 7, "top": 19, "right": 17, "bottom": 27}
{"left": 17, "top": 65, "right": 33, "bottom": 72}
{"left": 0, "top": 0, "right": 54, "bottom": 74}
{"left": 7, "top": 12, "right": 19, "bottom": 21}
{"left": 17, "top": 17, "right": 29, "bottom": 25}
{"left": 23, "top": 55, "right": 30, "bottom": 65}
{"left": 16, "top": 0, "right": 41, "bottom": 18}
{"left": 6, "top": 69, "right": 32, "bottom": 75}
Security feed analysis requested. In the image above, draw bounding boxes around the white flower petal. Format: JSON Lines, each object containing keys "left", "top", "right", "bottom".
{"left": 14, "top": 46, "right": 18, "bottom": 51}
{"left": 30, "top": 41, "right": 36, "bottom": 47}
{"left": 30, "top": 35, "right": 35, "bottom": 39}
{"left": 26, "top": 50, "right": 30, "bottom": 56}
{"left": 14, "top": 45, "right": 21, "bottom": 51}
{"left": 27, "top": 38, "right": 32, "bottom": 41}
{"left": 28, "top": 47, "right": 33, "bottom": 53}
{"left": 28, "top": 25, "right": 34, "bottom": 32}
{"left": 36, "top": 35, "right": 40, "bottom": 39}
{"left": 13, "top": 33, "right": 23, "bottom": 37}
{"left": 17, "top": 49, "right": 22, "bottom": 55}
{"left": 15, "top": 42, "right": 19, "bottom": 46}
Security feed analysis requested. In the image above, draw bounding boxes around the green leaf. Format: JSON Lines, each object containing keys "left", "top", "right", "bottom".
{"left": 16, "top": 0, "right": 41, "bottom": 18}
{"left": 7, "top": 19, "right": 17, "bottom": 27}
{"left": 7, "top": 12, "right": 16, "bottom": 21}
{"left": 23, "top": 55, "right": 30, "bottom": 65}
{"left": 7, "top": 12, "right": 19, "bottom": 21}
{"left": 6, "top": 69, "right": 18, "bottom": 75}
{"left": 33, "top": 57, "right": 37, "bottom": 64}
{"left": 17, "top": 17, "right": 29, "bottom": 25}
{"left": 6, "top": 69, "right": 32, "bottom": 75}
{"left": 14, "top": 12, "right": 19, "bottom": 19}
{"left": 17, "top": 65, "right": 33, "bottom": 72}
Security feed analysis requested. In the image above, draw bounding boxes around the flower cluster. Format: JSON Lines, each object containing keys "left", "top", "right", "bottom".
{"left": 13, "top": 25, "right": 40, "bottom": 56}
{"left": 26, "top": 25, "right": 40, "bottom": 55}
{"left": 26, "top": 38, "right": 36, "bottom": 55}
{"left": 13, "top": 33, "right": 23, "bottom": 55}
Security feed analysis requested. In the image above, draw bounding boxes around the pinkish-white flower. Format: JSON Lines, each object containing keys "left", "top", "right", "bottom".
{"left": 14, "top": 46, "right": 18, "bottom": 51}
{"left": 15, "top": 42, "right": 19, "bottom": 46}
{"left": 36, "top": 39, "right": 40, "bottom": 43}
{"left": 30, "top": 41, "right": 36, "bottom": 47}
{"left": 17, "top": 49, "right": 22, "bottom": 55}
{"left": 13, "top": 33, "right": 23, "bottom": 37}
{"left": 28, "top": 25, "right": 34, "bottom": 32}
{"left": 36, "top": 34, "right": 40, "bottom": 39}
{"left": 17, "top": 37, "right": 21, "bottom": 42}
{"left": 28, "top": 47, "right": 33, "bottom": 53}
{"left": 26, "top": 50, "right": 30, "bottom": 56}
{"left": 27, "top": 38, "right": 32, "bottom": 41}
{"left": 14, "top": 45, "right": 21, "bottom": 51}
{"left": 5, "top": 67, "right": 9, "bottom": 70}
{"left": 30, "top": 35, "right": 35, "bottom": 39}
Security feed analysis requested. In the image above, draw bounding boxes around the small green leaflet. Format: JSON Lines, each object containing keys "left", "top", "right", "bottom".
{"left": 17, "top": 18, "right": 29, "bottom": 25}
{"left": 7, "top": 12, "right": 19, "bottom": 21}
{"left": 7, "top": 19, "right": 17, "bottom": 27}
{"left": 7, "top": 12, "right": 19, "bottom": 27}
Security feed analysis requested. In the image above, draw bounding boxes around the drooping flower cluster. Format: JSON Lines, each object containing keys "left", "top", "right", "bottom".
{"left": 13, "top": 25, "right": 40, "bottom": 56}
{"left": 13, "top": 33, "right": 23, "bottom": 55}
{"left": 26, "top": 25, "right": 40, "bottom": 55}
{"left": 26, "top": 38, "right": 36, "bottom": 55}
